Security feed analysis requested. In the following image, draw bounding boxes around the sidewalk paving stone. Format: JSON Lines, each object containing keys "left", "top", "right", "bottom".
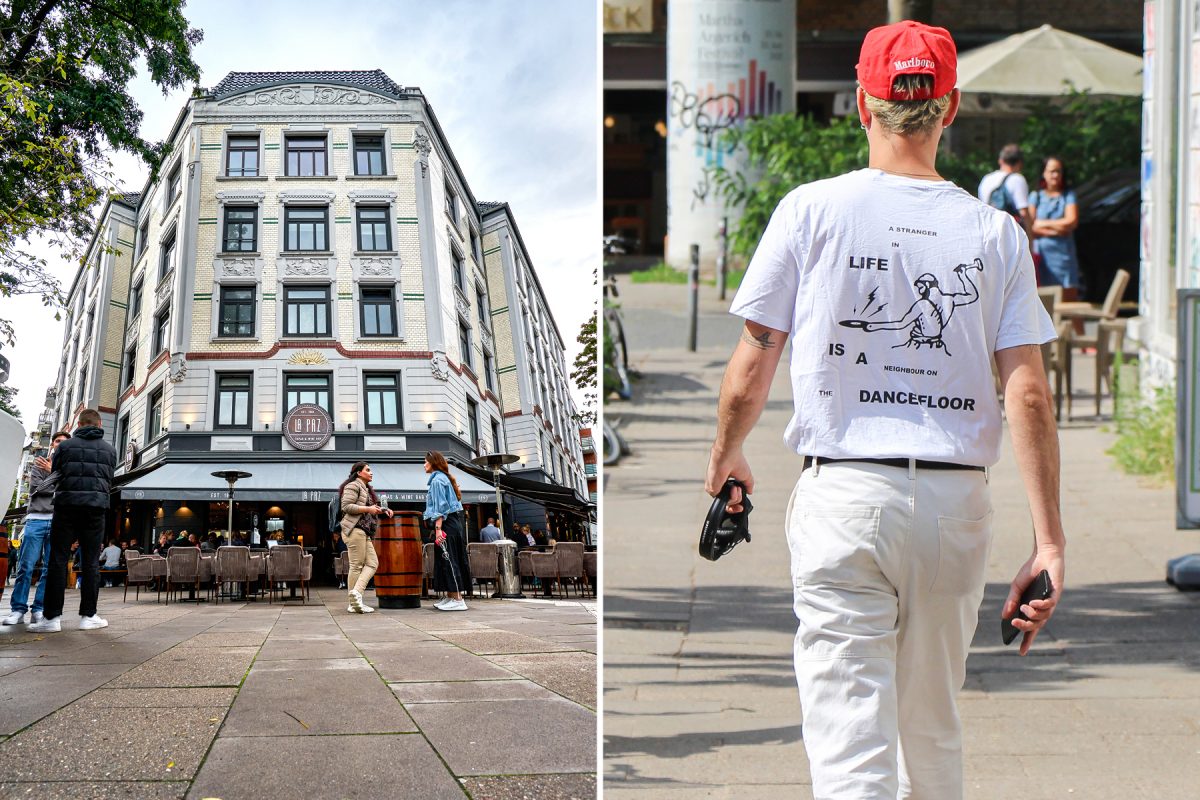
{"left": 390, "top": 678, "right": 558, "bottom": 704}
{"left": 488, "top": 652, "right": 597, "bottom": 708}
{"left": 363, "top": 640, "right": 518, "bottom": 682}
{"left": 106, "top": 645, "right": 257, "bottom": 688}
{"left": 0, "top": 780, "right": 190, "bottom": 799}
{"left": 0, "top": 663, "right": 138, "bottom": 735}
{"left": 461, "top": 773, "right": 597, "bottom": 800}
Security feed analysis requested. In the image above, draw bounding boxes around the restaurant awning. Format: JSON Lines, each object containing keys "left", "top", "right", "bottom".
{"left": 116, "top": 462, "right": 496, "bottom": 504}
{"left": 459, "top": 464, "right": 593, "bottom": 515}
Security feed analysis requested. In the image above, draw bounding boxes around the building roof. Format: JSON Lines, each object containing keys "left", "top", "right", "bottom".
{"left": 210, "top": 69, "right": 409, "bottom": 100}
{"left": 113, "top": 192, "right": 141, "bottom": 208}
{"left": 478, "top": 201, "right": 505, "bottom": 213}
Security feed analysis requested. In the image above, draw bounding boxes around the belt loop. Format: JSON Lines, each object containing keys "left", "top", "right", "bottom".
{"left": 812, "top": 455, "right": 821, "bottom": 477}
{"left": 984, "top": 466, "right": 990, "bottom": 484}
{"left": 907, "top": 458, "right": 917, "bottom": 481}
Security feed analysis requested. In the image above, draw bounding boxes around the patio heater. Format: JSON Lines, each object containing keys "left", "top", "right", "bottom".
{"left": 471, "top": 452, "right": 521, "bottom": 598}
{"left": 211, "top": 470, "right": 252, "bottom": 546}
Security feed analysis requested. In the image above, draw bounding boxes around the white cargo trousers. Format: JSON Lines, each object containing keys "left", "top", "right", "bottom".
{"left": 785, "top": 458, "right": 993, "bottom": 799}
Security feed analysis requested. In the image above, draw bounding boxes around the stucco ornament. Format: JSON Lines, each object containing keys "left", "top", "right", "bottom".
{"left": 168, "top": 353, "right": 188, "bottom": 383}
{"left": 430, "top": 351, "right": 450, "bottom": 382}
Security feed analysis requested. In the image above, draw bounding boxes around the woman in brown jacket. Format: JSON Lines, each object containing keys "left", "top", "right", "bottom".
{"left": 339, "top": 462, "right": 392, "bottom": 613}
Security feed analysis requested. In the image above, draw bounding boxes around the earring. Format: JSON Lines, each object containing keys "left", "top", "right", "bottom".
{"left": 861, "top": 123, "right": 868, "bottom": 131}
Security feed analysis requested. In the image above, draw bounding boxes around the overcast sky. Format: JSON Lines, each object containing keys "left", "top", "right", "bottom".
{"left": 4, "top": 0, "right": 599, "bottom": 432}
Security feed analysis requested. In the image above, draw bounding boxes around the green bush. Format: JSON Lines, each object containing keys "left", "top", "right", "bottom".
{"left": 1108, "top": 368, "right": 1175, "bottom": 483}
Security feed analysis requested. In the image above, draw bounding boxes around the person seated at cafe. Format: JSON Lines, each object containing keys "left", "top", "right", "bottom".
{"left": 152, "top": 532, "right": 171, "bottom": 556}
{"left": 187, "top": 533, "right": 200, "bottom": 548}
{"left": 533, "top": 529, "right": 549, "bottom": 547}
{"left": 520, "top": 525, "right": 537, "bottom": 548}
{"left": 231, "top": 532, "right": 247, "bottom": 547}
{"left": 99, "top": 539, "right": 123, "bottom": 587}
{"left": 479, "top": 517, "right": 502, "bottom": 543}
{"left": 199, "top": 534, "right": 216, "bottom": 553}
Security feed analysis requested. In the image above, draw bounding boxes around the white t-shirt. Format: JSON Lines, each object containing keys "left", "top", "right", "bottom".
{"left": 977, "top": 169, "right": 1030, "bottom": 211}
{"left": 100, "top": 545, "right": 122, "bottom": 568}
{"left": 730, "top": 168, "right": 1056, "bottom": 467}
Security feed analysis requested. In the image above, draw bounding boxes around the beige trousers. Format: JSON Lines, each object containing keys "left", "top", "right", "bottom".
{"left": 345, "top": 529, "right": 378, "bottom": 595}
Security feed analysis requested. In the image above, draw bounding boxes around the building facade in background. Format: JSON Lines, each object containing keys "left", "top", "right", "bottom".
{"left": 47, "top": 70, "right": 589, "bottom": 550}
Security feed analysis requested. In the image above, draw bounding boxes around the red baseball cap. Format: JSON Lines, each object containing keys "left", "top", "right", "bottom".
{"left": 856, "top": 20, "right": 957, "bottom": 100}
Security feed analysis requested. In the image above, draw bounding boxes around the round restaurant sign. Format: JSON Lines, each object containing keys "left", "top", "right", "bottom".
{"left": 283, "top": 403, "right": 333, "bottom": 451}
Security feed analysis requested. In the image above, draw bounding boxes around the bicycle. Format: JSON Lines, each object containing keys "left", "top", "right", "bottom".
{"left": 604, "top": 273, "right": 632, "bottom": 401}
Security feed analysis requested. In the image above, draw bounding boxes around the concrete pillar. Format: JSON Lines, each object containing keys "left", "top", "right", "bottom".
{"left": 666, "top": 0, "right": 795, "bottom": 272}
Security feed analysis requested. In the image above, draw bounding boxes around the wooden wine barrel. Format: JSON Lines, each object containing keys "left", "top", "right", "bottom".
{"left": 373, "top": 511, "right": 423, "bottom": 609}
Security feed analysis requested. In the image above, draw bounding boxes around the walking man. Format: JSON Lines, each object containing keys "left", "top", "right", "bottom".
{"left": 705, "top": 21, "right": 1065, "bottom": 797}
{"left": 978, "top": 142, "right": 1033, "bottom": 238}
{"left": 2, "top": 430, "right": 69, "bottom": 626}
{"left": 29, "top": 409, "right": 117, "bottom": 633}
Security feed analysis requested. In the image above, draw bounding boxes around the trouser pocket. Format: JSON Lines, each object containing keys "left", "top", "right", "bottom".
{"left": 930, "top": 511, "right": 994, "bottom": 595}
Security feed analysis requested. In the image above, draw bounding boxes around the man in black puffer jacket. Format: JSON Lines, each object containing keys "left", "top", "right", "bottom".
{"left": 29, "top": 408, "right": 117, "bottom": 633}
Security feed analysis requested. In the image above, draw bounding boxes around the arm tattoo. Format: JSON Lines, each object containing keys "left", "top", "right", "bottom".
{"left": 741, "top": 328, "right": 777, "bottom": 350}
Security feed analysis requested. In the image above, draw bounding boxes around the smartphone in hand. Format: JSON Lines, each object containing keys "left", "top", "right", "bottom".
{"left": 1001, "top": 569, "right": 1054, "bottom": 645}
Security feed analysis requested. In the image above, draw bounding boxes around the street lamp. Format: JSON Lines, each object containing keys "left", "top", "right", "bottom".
{"left": 211, "top": 470, "right": 252, "bottom": 546}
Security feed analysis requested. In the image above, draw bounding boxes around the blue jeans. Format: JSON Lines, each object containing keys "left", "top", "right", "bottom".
{"left": 10, "top": 518, "right": 52, "bottom": 615}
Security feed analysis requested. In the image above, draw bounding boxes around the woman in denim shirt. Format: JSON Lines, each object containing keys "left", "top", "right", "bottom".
{"left": 423, "top": 451, "right": 469, "bottom": 611}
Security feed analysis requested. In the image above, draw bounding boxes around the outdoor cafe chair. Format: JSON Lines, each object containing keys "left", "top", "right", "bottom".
{"left": 555, "top": 542, "right": 585, "bottom": 598}
{"left": 335, "top": 551, "right": 348, "bottom": 585}
{"left": 124, "top": 554, "right": 158, "bottom": 603}
{"left": 530, "top": 547, "right": 561, "bottom": 599}
{"left": 422, "top": 542, "right": 436, "bottom": 599}
{"left": 165, "top": 547, "right": 200, "bottom": 604}
{"left": 583, "top": 550, "right": 597, "bottom": 598}
{"left": 215, "top": 546, "right": 253, "bottom": 603}
{"left": 266, "top": 545, "right": 307, "bottom": 604}
{"left": 467, "top": 542, "right": 499, "bottom": 597}
{"left": 1059, "top": 268, "right": 1132, "bottom": 417}
{"left": 301, "top": 550, "right": 313, "bottom": 600}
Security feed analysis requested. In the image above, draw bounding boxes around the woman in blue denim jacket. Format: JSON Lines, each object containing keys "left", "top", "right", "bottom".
{"left": 423, "top": 451, "right": 469, "bottom": 611}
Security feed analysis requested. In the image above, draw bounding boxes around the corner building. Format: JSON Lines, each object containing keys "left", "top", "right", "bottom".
{"left": 50, "top": 71, "right": 590, "bottom": 555}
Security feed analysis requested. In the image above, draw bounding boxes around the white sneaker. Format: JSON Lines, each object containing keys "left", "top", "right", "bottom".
{"left": 348, "top": 589, "right": 364, "bottom": 613}
{"left": 27, "top": 616, "right": 61, "bottom": 633}
{"left": 433, "top": 597, "right": 452, "bottom": 609}
{"left": 30, "top": 611, "right": 44, "bottom": 624}
{"left": 347, "top": 604, "right": 361, "bottom": 614}
{"left": 2, "top": 611, "right": 26, "bottom": 626}
{"left": 360, "top": 604, "right": 375, "bottom": 613}
{"left": 443, "top": 599, "right": 468, "bottom": 612}
{"left": 79, "top": 615, "right": 108, "bottom": 630}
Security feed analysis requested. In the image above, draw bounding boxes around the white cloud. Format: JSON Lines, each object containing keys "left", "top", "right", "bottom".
{"left": 4, "top": 0, "right": 598, "bottom": 429}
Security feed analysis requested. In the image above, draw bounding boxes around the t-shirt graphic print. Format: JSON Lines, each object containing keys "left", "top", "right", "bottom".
{"left": 730, "top": 169, "right": 1056, "bottom": 467}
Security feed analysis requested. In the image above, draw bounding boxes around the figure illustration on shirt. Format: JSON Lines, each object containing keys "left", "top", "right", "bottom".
{"left": 840, "top": 258, "right": 983, "bottom": 356}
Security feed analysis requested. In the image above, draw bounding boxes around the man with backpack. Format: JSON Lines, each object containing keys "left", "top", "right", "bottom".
{"left": 978, "top": 143, "right": 1033, "bottom": 241}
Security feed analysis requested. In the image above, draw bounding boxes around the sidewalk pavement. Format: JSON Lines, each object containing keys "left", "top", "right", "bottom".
{"left": 0, "top": 588, "right": 596, "bottom": 799}
{"left": 603, "top": 278, "right": 1200, "bottom": 798}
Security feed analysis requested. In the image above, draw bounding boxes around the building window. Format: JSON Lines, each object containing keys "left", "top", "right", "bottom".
{"left": 285, "top": 135, "right": 327, "bottom": 176}
{"left": 363, "top": 372, "right": 401, "bottom": 428}
{"left": 215, "top": 373, "right": 252, "bottom": 429}
{"left": 359, "top": 287, "right": 396, "bottom": 337}
{"left": 356, "top": 206, "right": 391, "bottom": 251}
{"left": 226, "top": 135, "right": 259, "bottom": 177}
{"left": 159, "top": 227, "right": 176, "bottom": 279}
{"left": 78, "top": 365, "right": 88, "bottom": 402}
{"left": 218, "top": 287, "right": 255, "bottom": 337}
{"left": 471, "top": 229, "right": 481, "bottom": 261}
{"left": 166, "top": 162, "right": 182, "bottom": 207}
{"left": 284, "top": 206, "right": 328, "bottom": 251}
{"left": 451, "top": 247, "right": 465, "bottom": 292}
{"left": 483, "top": 350, "right": 494, "bottom": 391}
{"left": 354, "top": 134, "right": 385, "bottom": 175}
{"left": 146, "top": 385, "right": 163, "bottom": 441}
{"left": 129, "top": 280, "right": 143, "bottom": 318}
{"left": 86, "top": 305, "right": 95, "bottom": 339}
{"left": 222, "top": 206, "right": 257, "bottom": 252}
{"left": 283, "top": 285, "right": 331, "bottom": 337}
{"left": 466, "top": 397, "right": 478, "bottom": 448}
{"left": 154, "top": 309, "right": 169, "bottom": 355}
{"left": 491, "top": 418, "right": 502, "bottom": 453}
{"left": 122, "top": 344, "right": 137, "bottom": 389}
{"left": 137, "top": 221, "right": 149, "bottom": 258}
{"left": 117, "top": 414, "right": 130, "bottom": 458}
{"left": 445, "top": 181, "right": 457, "bottom": 222}
{"left": 284, "top": 372, "right": 331, "bottom": 415}
{"left": 476, "top": 287, "right": 488, "bottom": 327}
{"left": 458, "top": 320, "right": 472, "bottom": 369}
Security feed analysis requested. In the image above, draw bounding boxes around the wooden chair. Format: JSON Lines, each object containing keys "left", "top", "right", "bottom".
{"left": 583, "top": 551, "right": 597, "bottom": 597}
{"left": 1036, "top": 286, "right": 1072, "bottom": 421}
{"left": 467, "top": 542, "right": 499, "bottom": 597}
{"left": 421, "top": 542, "right": 436, "bottom": 599}
{"left": 1059, "top": 269, "right": 1132, "bottom": 416}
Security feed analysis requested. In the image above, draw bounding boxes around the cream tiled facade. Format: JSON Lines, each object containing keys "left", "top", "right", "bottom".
{"left": 48, "top": 71, "right": 586, "bottom": 510}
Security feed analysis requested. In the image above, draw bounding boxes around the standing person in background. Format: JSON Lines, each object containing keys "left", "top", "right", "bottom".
{"left": 978, "top": 143, "right": 1033, "bottom": 240}
{"left": 479, "top": 517, "right": 502, "bottom": 543}
{"left": 706, "top": 21, "right": 1064, "bottom": 795}
{"left": 1029, "top": 155, "right": 1081, "bottom": 306}
{"left": 99, "top": 539, "right": 123, "bottom": 587}
{"left": 331, "top": 529, "right": 348, "bottom": 589}
{"left": 29, "top": 409, "right": 117, "bottom": 633}
{"left": 3, "top": 430, "right": 69, "bottom": 626}
{"left": 423, "top": 451, "right": 468, "bottom": 612}
{"left": 340, "top": 462, "right": 391, "bottom": 614}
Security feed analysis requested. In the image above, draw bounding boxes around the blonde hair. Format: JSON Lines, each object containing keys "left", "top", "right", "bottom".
{"left": 863, "top": 74, "right": 952, "bottom": 137}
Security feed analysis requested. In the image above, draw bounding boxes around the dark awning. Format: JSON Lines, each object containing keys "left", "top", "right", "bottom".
{"left": 458, "top": 463, "right": 592, "bottom": 515}
{"left": 116, "top": 462, "right": 496, "bottom": 504}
